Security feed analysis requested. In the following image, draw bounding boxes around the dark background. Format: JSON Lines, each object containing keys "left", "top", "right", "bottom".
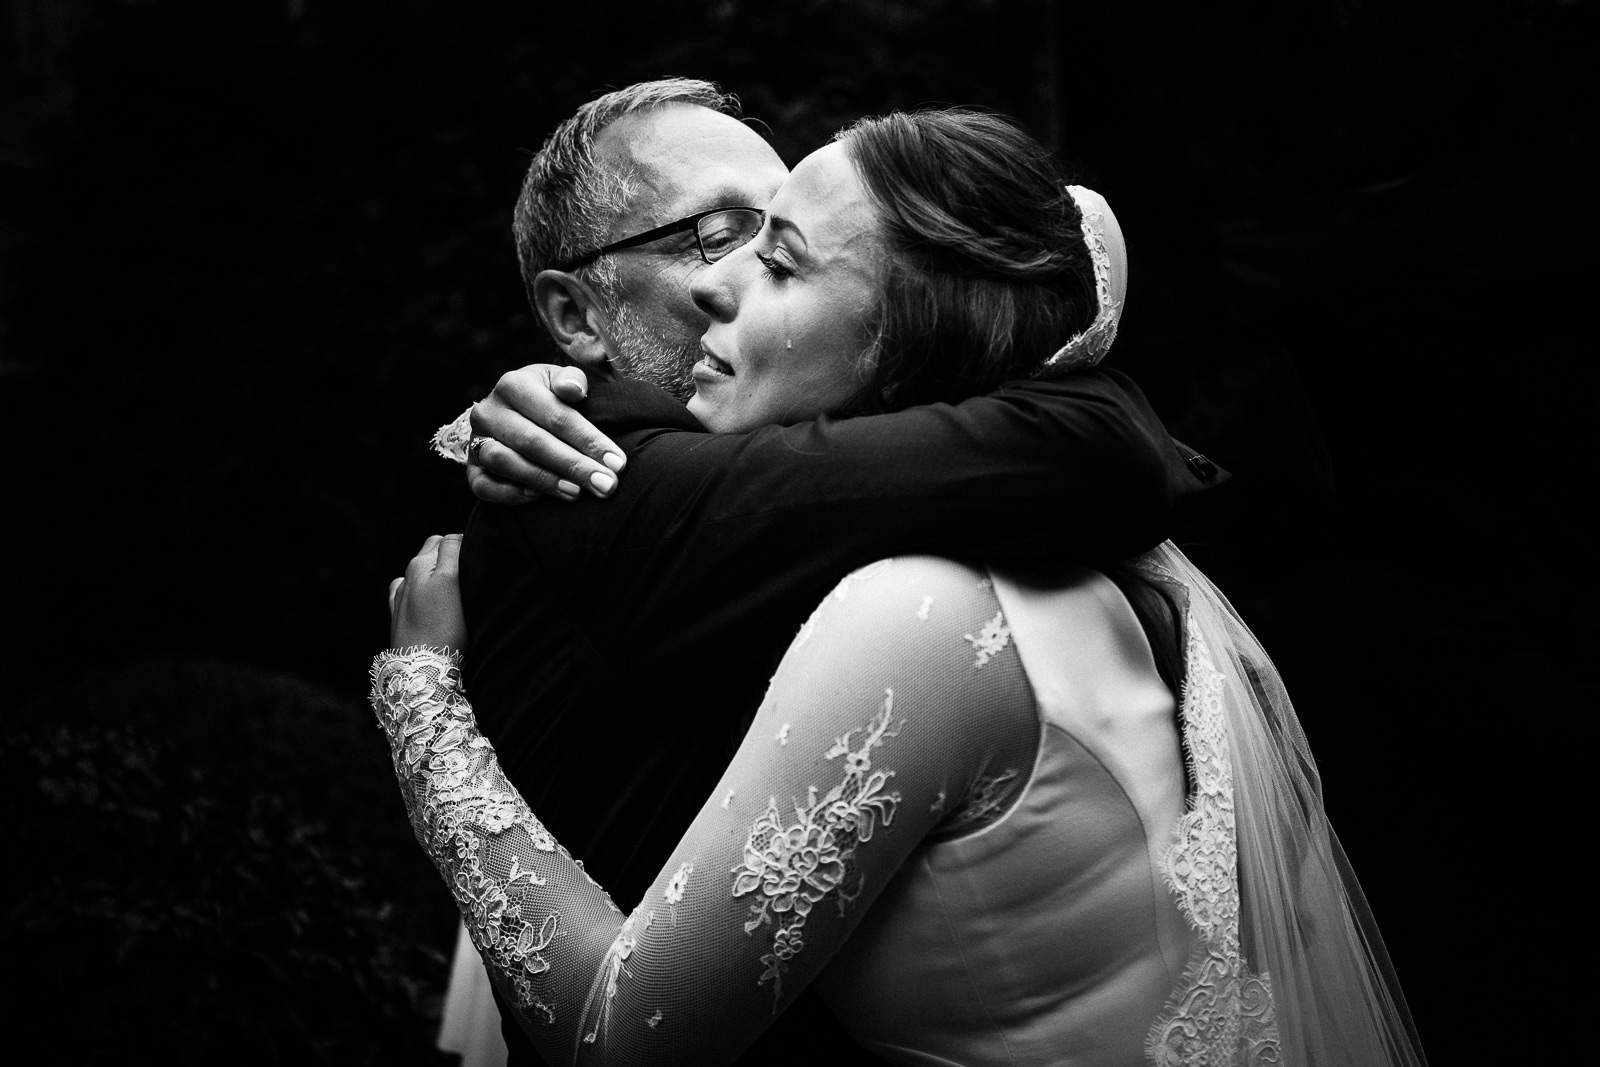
{"left": 0, "top": 0, "right": 1590, "bottom": 1063}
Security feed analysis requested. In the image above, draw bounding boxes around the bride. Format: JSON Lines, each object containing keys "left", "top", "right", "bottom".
{"left": 374, "top": 108, "right": 1425, "bottom": 1066}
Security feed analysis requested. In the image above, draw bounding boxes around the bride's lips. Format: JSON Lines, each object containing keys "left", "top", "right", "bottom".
{"left": 695, "top": 343, "right": 735, "bottom": 379}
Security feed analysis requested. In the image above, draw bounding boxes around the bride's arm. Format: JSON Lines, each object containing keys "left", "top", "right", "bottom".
{"left": 378, "top": 539, "right": 1035, "bottom": 1065}
{"left": 459, "top": 365, "right": 1199, "bottom": 566}
{"left": 432, "top": 364, "right": 628, "bottom": 505}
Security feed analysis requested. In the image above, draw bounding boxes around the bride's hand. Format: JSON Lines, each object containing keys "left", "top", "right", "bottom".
{"left": 388, "top": 534, "right": 467, "bottom": 652}
{"left": 467, "top": 364, "right": 627, "bottom": 505}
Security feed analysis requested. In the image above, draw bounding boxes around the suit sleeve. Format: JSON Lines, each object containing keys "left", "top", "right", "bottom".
{"left": 626, "top": 370, "right": 1181, "bottom": 566}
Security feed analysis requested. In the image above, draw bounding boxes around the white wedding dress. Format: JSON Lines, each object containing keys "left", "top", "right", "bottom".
{"left": 438, "top": 924, "right": 508, "bottom": 1067}
{"left": 372, "top": 546, "right": 1422, "bottom": 1065}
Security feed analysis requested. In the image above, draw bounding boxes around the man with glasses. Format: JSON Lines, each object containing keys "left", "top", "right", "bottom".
{"left": 553, "top": 206, "right": 765, "bottom": 273}
{"left": 429, "top": 79, "right": 1214, "bottom": 1066}
{"left": 438, "top": 78, "right": 875, "bottom": 1067}
{"left": 500, "top": 80, "right": 786, "bottom": 415}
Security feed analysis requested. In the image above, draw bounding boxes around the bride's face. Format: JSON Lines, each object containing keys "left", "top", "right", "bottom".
{"left": 686, "top": 142, "right": 884, "bottom": 433}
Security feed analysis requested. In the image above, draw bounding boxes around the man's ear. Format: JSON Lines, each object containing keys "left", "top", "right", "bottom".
{"left": 531, "top": 270, "right": 616, "bottom": 369}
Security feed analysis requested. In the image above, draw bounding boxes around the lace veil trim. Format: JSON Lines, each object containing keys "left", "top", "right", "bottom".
{"left": 1142, "top": 577, "right": 1281, "bottom": 1065}
{"left": 1133, "top": 545, "right": 1427, "bottom": 1067}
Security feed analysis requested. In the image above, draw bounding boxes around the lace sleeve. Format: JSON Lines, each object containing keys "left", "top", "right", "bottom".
{"left": 431, "top": 405, "right": 475, "bottom": 464}
{"left": 370, "top": 557, "right": 1037, "bottom": 1065}
{"left": 371, "top": 646, "right": 628, "bottom": 1057}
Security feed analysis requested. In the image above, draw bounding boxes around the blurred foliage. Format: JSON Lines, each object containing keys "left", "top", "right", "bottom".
{"left": 0, "top": 0, "right": 1591, "bottom": 1061}
{"left": 2, "top": 659, "right": 455, "bottom": 1064}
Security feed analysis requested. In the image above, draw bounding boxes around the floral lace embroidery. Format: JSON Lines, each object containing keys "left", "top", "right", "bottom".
{"left": 831, "top": 558, "right": 894, "bottom": 601}
{"left": 798, "top": 561, "right": 904, "bottom": 649}
{"left": 369, "top": 647, "right": 621, "bottom": 1036}
{"left": 940, "top": 767, "right": 1021, "bottom": 832}
{"left": 664, "top": 863, "right": 693, "bottom": 905}
{"left": 431, "top": 405, "right": 474, "bottom": 464}
{"left": 963, "top": 609, "right": 1012, "bottom": 668}
{"left": 1144, "top": 619, "right": 1281, "bottom": 1065}
{"left": 731, "top": 689, "right": 903, "bottom": 1007}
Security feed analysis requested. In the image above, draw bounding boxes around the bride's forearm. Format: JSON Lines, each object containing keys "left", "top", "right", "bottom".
{"left": 369, "top": 647, "right": 626, "bottom": 1056}
{"left": 369, "top": 615, "right": 968, "bottom": 1065}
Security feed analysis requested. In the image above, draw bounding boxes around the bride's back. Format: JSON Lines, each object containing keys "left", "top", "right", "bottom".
{"left": 800, "top": 558, "right": 1196, "bottom": 1066}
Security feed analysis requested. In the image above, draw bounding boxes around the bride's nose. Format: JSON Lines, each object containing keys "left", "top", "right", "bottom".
{"left": 690, "top": 248, "right": 743, "bottom": 324}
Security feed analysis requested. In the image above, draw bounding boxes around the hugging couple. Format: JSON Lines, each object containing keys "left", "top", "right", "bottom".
{"left": 371, "top": 78, "right": 1426, "bottom": 1067}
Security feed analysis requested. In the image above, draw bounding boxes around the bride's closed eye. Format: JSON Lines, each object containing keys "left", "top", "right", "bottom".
{"left": 756, "top": 250, "right": 795, "bottom": 281}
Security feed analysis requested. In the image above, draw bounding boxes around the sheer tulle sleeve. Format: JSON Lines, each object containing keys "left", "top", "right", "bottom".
{"left": 369, "top": 557, "right": 1038, "bottom": 1065}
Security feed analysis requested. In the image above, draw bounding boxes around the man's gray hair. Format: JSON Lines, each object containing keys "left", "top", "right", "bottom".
{"left": 513, "top": 77, "right": 740, "bottom": 311}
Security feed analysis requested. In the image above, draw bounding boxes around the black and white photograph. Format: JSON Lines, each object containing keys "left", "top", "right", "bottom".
{"left": 1, "top": 2, "right": 1587, "bottom": 1064}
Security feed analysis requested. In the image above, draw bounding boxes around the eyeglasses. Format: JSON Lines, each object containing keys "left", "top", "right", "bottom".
{"left": 554, "top": 207, "right": 765, "bottom": 272}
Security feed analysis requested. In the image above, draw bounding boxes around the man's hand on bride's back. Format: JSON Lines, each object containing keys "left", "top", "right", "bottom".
{"left": 467, "top": 364, "right": 628, "bottom": 505}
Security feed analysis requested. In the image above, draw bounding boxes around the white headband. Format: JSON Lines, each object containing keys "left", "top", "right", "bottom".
{"left": 1045, "top": 185, "right": 1127, "bottom": 368}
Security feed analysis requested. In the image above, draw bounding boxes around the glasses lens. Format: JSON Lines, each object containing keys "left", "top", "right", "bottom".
{"left": 697, "top": 209, "right": 763, "bottom": 263}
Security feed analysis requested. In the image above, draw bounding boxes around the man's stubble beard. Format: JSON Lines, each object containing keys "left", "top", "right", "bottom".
{"left": 606, "top": 300, "right": 699, "bottom": 403}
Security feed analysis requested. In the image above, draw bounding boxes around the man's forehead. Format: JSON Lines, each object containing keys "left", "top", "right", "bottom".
{"left": 595, "top": 103, "right": 788, "bottom": 230}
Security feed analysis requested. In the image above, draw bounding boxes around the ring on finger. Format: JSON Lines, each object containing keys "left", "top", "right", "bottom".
{"left": 467, "top": 436, "right": 493, "bottom": 464}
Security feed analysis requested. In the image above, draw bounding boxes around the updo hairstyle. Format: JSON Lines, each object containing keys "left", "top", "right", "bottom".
{"left": 834, "top": 109, "right": 1097, "bottom": 413}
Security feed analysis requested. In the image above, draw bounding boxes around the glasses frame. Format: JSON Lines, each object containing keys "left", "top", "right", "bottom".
{"left": 553, "top": 206, "right": 765, "bottom": 273}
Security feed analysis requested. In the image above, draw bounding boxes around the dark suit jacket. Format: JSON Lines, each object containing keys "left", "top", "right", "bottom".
{"left": 459, "top": 369, "right": 1214, "bottom": 1066}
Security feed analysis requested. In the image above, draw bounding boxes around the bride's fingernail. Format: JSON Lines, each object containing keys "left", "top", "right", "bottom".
{"left": 557, "top": 479, "right": 580, "bottom": 498}
{"left": 602, "top": 452, "right": 625, "bottom": 472}
{"left": 589, "top": 471, "right": 616, "bottom": 495}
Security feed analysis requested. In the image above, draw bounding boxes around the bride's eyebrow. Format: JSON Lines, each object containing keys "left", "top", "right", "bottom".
{"left": 767, "top": 214, "right": 809, "bottom": 252}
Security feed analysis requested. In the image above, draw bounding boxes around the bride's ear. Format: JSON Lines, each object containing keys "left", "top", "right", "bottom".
{"left": 531, "top": 270, "right": 616, "bottom": 369}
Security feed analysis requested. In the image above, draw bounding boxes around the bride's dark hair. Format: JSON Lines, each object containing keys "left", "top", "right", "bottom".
{"left": 835, "top": 108, "right": 1098, "bottom": 413}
